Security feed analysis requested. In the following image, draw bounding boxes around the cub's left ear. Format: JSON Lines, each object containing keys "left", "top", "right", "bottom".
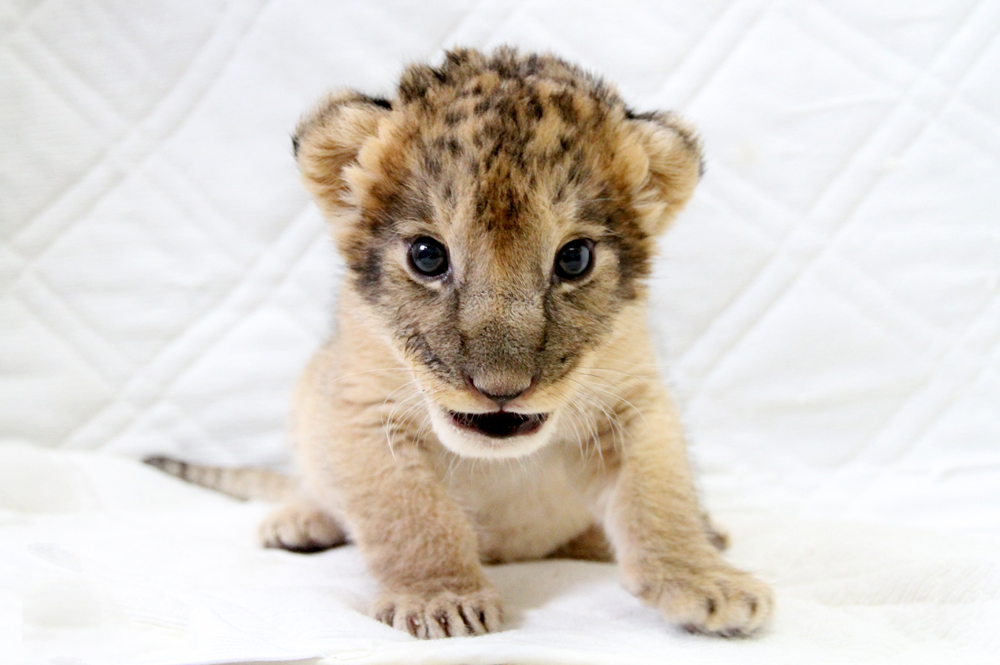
{"left": 626, "top": 110, "right": 703, "bottom": 236}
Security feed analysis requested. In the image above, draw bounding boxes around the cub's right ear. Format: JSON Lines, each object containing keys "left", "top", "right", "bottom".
{"left": 293, "top": 91, "right": 392, "bottom": 217}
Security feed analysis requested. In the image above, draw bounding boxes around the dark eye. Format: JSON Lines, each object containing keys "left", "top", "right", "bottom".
{"left": 555, "top": 239, "right": 594, "bottom": 280}
{"left": 409, "top": 237, "right": 449, "bottom": 277}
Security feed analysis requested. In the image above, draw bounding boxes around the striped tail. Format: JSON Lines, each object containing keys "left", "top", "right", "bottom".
{"left": 143, "top": 456, "right": 297, "bottom": 502}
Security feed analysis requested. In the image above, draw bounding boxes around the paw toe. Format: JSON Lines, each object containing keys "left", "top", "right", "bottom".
{"left": 652, "top": 565, "right": 773, "bottom": 636}
{"left": 373, "top": 588, "right": 503, "bottom": 639}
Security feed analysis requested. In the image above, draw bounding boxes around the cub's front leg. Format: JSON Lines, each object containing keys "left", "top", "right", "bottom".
{"left": 357, "top": 447, "right": 502, "bottom": 638}
{"left": 305, "top": 434, "right": 501, "bottom": 638}
{"left": 603, "top": 390, "right": 773, "bottom": 636}
{"left": 294, "top": 364, "right": 501, "bottom": 638}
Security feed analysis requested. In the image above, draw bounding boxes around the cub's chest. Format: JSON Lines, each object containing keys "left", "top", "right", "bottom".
{"left": 430, "top": 444, "right": 596, "bottom": 563}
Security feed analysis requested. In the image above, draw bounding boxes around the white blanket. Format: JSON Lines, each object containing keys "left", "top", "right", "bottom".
{"left": 4, "top": 444, "right": 998, "bottom": 665}
{"left": 3, "top": 0, "right": 1000, "bottom": 662}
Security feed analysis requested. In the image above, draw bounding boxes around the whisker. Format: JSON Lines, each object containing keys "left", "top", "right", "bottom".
{"left": 562, "top": 400, "right": 588, "bottom": 464}
{"left": 330, "top": 367, "right": 413, "bottom": 382}
{"left": 564, "top": 390, "right": 607, "bottom": 470}
{"left": 572, "top": 384, "right": 629, "bottom": 459}
{"left": 574, "top": 367, "right": 656, "bottom": 387}
{"left": 380, "top": 383, "right": 448, "bottom": 463}
{"left": 581, "top": 382, "right": 647, "bottom": 430}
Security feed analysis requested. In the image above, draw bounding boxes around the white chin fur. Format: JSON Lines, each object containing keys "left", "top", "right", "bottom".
{"left": 427, "top": 406, "right": 558, "bottom": 459}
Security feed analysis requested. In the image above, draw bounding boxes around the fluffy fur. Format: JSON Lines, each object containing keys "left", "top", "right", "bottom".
{"left": 148, "top": 47, "right": 773, "bottom": 639}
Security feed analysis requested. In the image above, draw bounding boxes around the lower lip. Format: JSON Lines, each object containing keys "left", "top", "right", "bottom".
{"left": 449, "top": 411, "right": 549, "bottom": 438}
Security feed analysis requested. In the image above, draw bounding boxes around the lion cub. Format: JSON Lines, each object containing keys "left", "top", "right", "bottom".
{"left": 148, "top": 47, "right": 773, "bottom": 639}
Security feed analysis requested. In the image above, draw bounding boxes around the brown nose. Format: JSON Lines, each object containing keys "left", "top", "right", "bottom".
{"left": 465, "top": 373, "right": 532, "bottom": 408}
{"left": 476, "top": 387, "right": 525, "bottom": 407}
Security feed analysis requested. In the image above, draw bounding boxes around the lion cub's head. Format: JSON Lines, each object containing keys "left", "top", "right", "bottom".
{"left": 294, "top": 48, "right": 701, "bottom": 459}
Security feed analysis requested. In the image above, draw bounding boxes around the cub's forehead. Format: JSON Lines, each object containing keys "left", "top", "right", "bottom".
{"left": 355, "top": 60, "right": 645, "bottom": 244}
{"left": 393, "top": 64, "right": 632, "bottom": 182}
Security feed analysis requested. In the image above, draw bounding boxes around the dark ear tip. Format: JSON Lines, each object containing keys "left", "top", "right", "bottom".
{"left": 365, "top": 96, "right": 392, "bottom": 110}
{"left": 292, "top": 92, "right": 390, "bottom": 163}
{"left": 626, "top": 108, "right": 703, "bottom": 168}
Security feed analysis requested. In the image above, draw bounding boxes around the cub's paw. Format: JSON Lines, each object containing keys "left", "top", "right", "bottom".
{"left": 373, "top": 587, "right": 503, "bottom": 638}
{"left": 259, "top": 501, "right": 347, "bottom": 553}
{"left": 633, "top": 561, "right": 773, "bottom": 636}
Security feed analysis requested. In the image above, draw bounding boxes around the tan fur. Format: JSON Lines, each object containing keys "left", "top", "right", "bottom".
{"left": 148, "top": 47, "right": 772, "bottom": 639}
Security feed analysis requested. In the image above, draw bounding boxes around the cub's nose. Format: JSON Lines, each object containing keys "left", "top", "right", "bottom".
{"left": 465, "top": 372, "right": 532, "bottom": 408}
{"left": 477, "top": 387, "right": 524, "bottom": 407}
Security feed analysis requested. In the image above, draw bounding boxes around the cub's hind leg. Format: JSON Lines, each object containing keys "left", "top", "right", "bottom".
{"left": 546, "top": 516, "right": 726, "bottom": 563}
{"left": 547, "top": 523, "right": 615, "bottom": 562}
{"left": 260, "top": 497, "right": 348, "bottom": 553}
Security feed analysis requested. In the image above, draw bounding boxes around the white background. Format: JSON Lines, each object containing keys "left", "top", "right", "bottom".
{"left": 3, "top": 2, "right": 1000, "bottom": 663}
{"left": 4, "top": 0, "right": 999, "bottom": 534}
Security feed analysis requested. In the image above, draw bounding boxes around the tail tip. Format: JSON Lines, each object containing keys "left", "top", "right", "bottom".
{"left": 143, "top": 455, "right": 185, "bottom": 476}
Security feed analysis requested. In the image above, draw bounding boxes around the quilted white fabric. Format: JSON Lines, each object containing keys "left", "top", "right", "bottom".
{"left": 2, "top": 0, "right": 999, "bottom": 663}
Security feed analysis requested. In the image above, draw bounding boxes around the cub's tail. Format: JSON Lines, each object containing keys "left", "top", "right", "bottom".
{"left": 143, "top": 456, "right": 297, "bottom": 502}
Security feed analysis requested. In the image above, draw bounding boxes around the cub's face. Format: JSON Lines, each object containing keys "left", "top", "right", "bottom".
{"left": 295, "top": 49, "right": 701, "bottom": 459}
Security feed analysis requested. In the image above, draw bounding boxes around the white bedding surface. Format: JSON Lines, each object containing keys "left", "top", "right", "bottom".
{"left": 3, "top": 0, "right": 1000, "bottom": 663}
{"left": 4, "top": 444, "right": 998, "bottom": 665}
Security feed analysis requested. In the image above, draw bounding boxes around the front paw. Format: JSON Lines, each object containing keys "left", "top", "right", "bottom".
{"left": 630, "top": 560, "right": 773, "bottom": 636}
{"left": 373, "top": 587, "right": 503, "bottom": 638}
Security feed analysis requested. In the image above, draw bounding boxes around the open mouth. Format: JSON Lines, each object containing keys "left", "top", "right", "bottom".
{"left": 449, "top": 411, "right": 549, "bottom": 438}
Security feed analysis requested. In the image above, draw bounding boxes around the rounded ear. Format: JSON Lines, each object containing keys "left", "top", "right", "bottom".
{"left": 628, "top": 110, "right": 703, "bottom": 236}
{"left": 293, "top": 91, "right": 392, "bottom": 218}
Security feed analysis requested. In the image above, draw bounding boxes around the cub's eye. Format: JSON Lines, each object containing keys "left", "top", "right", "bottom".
{"left": 409, "top": 237, "right": 449, "bottom": 277}
{"left": 554, "top": 239, "right": 594, "bottom": 280}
